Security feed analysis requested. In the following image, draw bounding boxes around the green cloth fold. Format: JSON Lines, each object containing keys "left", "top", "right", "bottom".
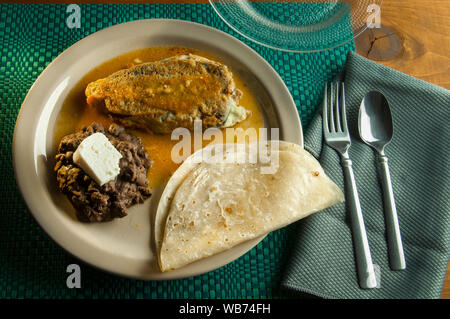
{"left": 281, "top": 51, "right": 450, "bottom": 299}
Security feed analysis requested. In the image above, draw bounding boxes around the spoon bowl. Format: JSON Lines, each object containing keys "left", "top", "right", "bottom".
{"left": 359, "top": 91, "right": 393, "bottom": 153}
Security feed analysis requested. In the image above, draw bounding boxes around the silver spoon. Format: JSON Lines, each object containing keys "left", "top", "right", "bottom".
{"left": 358, "top": 91, "right": 406, "bottom": 270}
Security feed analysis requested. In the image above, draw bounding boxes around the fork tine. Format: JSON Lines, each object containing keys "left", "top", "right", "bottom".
{"left": 335, "top": 81, "right": 342, "bottom": 132}
{"left": 340, "top": 82, "right": 348, "bottom": 133}
{"left": 323, "top": 83, "right": 329, "bottom": 132}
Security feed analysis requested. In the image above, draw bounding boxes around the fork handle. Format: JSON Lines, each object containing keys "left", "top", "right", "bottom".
{"left": 378, "top": 155, "right": 406, "bottom": 270}
{"left": 341, "top": 158, "right": 378, "bottom": 289}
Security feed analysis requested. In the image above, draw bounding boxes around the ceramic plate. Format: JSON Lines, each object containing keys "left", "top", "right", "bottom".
{"left": 13, "top": 19, "right": 302, "bottom": 280}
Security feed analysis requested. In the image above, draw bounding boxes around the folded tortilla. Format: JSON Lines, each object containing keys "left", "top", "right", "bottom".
{"left": 157, "top": 141, "right": 344, "bottom": 272}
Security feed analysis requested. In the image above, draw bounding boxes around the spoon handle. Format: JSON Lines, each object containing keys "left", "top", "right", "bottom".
{"left": 378, "top": 155, "right": 406, "bottom": 270}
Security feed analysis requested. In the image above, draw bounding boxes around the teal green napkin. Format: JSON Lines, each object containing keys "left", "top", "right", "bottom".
{"left": 281, "top": 51, "right": 450, "bottom": 299}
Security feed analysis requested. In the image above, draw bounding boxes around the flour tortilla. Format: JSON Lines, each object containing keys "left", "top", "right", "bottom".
{"left": 156, "top": 141, "right": 344, "bottom": 272}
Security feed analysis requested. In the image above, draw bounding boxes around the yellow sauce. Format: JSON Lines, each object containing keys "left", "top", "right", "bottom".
{"left": 54, "top": 46, "right": 264, "bottom": 188}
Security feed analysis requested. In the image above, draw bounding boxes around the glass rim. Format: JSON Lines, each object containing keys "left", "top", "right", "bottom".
{"left": 209, "top": 0, "right": 384, "bottom": 53}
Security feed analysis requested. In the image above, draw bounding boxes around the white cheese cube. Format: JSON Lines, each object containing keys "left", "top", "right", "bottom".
{"left": 73, "top": 132, "right": 123, "bottom": 186}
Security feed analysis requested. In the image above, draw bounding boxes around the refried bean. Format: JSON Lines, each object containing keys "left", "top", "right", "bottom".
{"left": 54, "top": 122, "right": 152, "bottom": 222}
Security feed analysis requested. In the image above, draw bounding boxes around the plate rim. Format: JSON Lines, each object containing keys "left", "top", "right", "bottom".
{"left": 13, "top": 19, "right": 303, "bottom": 280}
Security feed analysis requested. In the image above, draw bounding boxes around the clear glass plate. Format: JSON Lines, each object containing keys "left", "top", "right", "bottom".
{"left": 209, "top": 0, "right": 383, "bottom": 52}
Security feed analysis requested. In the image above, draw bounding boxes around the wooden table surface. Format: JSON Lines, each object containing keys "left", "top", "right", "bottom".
{"left": 5, "top": 0, "right": 450, "bottom": 298}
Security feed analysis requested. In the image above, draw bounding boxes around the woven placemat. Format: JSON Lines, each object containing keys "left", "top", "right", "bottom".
{"left": 0, "top": 3, "right": 353, "bottom": 299}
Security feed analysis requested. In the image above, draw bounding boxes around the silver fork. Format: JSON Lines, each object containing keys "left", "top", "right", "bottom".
{"left": 323, "top": 81, "right": 377, "bottom": 289}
